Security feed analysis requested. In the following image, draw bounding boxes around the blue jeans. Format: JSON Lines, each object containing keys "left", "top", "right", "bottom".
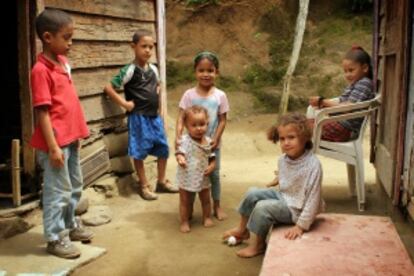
{"left": 209, "top": 148, "right": 221, "bottom": 201}
{"left": 37, "top": 142, "right": 83, "bottom": 241}
{"left": 238, "top": 187, "right": 293, "bottom": 238}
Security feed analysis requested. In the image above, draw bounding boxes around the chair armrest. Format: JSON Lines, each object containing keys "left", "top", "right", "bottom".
{"left": 312, "top": 95, "right": 381, "bottom": 151}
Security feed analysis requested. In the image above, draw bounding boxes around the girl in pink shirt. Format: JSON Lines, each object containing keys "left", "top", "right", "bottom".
{"left": 175, "top": 51, "right": 230, "bottom": 221}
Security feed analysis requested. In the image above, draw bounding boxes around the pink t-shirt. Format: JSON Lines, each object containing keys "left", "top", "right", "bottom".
{"left": 30, "top": 54, "right": 89, "bottom": 151}
{"left": 179, "top": 87, "right": 229, "bottom": 138}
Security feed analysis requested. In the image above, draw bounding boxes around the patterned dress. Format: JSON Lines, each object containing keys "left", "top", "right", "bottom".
{"left": 176, "top": 134, "right": 214, "bottom": 192}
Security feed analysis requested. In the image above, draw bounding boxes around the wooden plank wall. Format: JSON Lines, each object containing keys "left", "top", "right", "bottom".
{"left": 44, "top": 0, "right": 158, "bottom": 139}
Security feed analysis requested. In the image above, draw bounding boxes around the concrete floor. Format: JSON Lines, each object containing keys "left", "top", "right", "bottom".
{"left": 72, "top": 112, "right": 414, "bottom": 275}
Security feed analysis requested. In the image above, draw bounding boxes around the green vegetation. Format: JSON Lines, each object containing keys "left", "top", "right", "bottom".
{"left": 185, "top": 0, "right": 218, "bottom": 6}
{"left": 167, "top": 1, "right": 372, "bottom": 113}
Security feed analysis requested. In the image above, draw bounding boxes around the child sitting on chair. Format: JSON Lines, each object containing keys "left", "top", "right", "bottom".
{"left": 223, "top": 113, "right": 324, "bottom": 258}
{"left": 307, "top": 45, "right": 375, "bottom": 142}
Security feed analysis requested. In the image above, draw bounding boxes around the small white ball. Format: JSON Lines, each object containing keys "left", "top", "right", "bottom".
{"left": 227, "top": 236, "right": 237, "bottom": 246}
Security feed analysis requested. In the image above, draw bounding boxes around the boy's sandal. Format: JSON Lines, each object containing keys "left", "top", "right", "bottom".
{"left": 138, "top": 182, "right": 158, "bottom": 200}
{"left": 155, "top": 179, "right": 179, "bottom": 193}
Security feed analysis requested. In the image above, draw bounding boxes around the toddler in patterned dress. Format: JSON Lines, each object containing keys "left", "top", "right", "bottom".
{"left": 176, "top": 106, "right": 216, "bottom": 233}
{"left": 223, "top": 113, "right": 325, "bottom": 258}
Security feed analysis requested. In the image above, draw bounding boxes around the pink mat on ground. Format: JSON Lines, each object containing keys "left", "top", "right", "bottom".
{"left": 260, "top": 213, "right": 414, "bottom": 276}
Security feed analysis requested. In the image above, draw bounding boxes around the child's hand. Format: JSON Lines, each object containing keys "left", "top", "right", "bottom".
{"left": 210, "top": 139, "right": 219, "bottom": 151}
{"left": 266, "top": 170, "right": 279, "bottom": 187}
{"left": 266, "top": 178, "right": 279, "bottom": 188}
{"left": 124, "top": 101, "right": 135, "bottom": 112}
{"left": 308, "top": 96, "right": 320, "bottom": 107}
{"left": 176, "top": 153, "right": 187, "bottom": 168}
{"left": 49, "top": 147, "right": 64, "bottom": 168}
{"left": 204, "top": 162, "right": 215, "bottom": 176}
{"left": 284, "top": 225, "right": 303, "bottom": 240}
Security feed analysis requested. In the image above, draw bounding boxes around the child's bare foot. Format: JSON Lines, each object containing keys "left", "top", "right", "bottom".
{"left": 222, "top": 227, "right": 250, "bottom": 241}
{"left": 213, "top": 207, "right": 228, "bottom": 221}
{"left": 236, "top": 243, "right": 266, "bottom": 258}
{"left": 180, "top": 222, "right": 190, "bottom": 233}
{"left": 204, "top": 218, "right": 214, "bottom": 227}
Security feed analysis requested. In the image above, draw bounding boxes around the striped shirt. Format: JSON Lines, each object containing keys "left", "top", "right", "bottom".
{"left": 338, "top": 77, "right": 374, "bottom": 132}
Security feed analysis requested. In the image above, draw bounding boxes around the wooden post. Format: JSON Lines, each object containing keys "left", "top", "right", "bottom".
{"left": 17, "top": 0, "right": 36, "bottom": 176}
{"left": 156, "top": 0, "right": 167, "bottom": 127}
{"left": 11, "top": 139, "right": 22, "bottom": 207}
{"left": 278, "top": 0, "right": 309, "bottom": 115}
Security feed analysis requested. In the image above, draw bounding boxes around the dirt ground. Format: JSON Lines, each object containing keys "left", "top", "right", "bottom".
{"left": 72, "top": 88, "right": 414, "bottom": 276}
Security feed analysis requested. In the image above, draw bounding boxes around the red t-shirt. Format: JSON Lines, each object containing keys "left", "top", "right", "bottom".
{"left": 30, "top": 54, "right": 89, "bottom": 151}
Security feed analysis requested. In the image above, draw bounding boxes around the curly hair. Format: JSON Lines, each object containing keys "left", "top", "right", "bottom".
{"left": 267, "top": 112, "right": 313, "bottom": 150}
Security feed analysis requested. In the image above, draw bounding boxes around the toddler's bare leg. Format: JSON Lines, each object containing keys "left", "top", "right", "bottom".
{"left": 199, "top": 189, "right": 214, "bottom": 227}
{"left": 236, "top": 233, "right": 266, "bottom": 258}
{"left": 179, "top": 189, "right": 192, "bottom": 233}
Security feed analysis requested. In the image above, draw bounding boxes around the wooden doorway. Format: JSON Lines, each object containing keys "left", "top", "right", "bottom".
{"left": 0, "top": 0, "right": 36, "bottom": 205}
{"left": 375, "top": 0, "right": 410, "bottom": 204}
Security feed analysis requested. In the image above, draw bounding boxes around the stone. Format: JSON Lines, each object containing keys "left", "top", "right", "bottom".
{"left": 0, "top": 217, "right": 32, "bottom": 239}
{"left": 110, "top": 156, "right": 135, "bottom": 174}
{"left": 81, "top": 205, "right": 112, "bottom": 226}
{"left": 75, "top": 196, "right": 89, "bottom": 216}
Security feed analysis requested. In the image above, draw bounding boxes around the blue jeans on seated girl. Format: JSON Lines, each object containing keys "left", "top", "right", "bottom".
{"left": 238, "top": 187, "right": 293, "bottom": 238}
{"left": 37, "top": 142, "right": 83, "bottom": 241}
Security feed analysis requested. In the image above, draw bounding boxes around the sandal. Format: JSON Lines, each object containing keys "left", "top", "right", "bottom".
{"left": 138, "top": 182, "right": 158, "bottom": 200}
{"left": 155, "top": 179, "right": 179, "bottom": 193}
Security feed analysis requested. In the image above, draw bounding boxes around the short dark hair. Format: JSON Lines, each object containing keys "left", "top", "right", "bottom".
{"left": 193, "top": 51, "right": 219, "bottom": 70}
{"left": 183, "top": 105, "right": 209, "bottom": 125}
{"left": 35, "top": 9, "right": 73, "bottom": 41}
{"left": 267, "top": 112, "right": 313, "bottom": 150}
{"left": 132, "top": 29, "right": 153, "bottom": 44}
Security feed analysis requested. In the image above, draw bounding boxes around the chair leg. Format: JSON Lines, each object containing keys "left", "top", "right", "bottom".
{"left": 346, "top": 164, "right": 356, "bottom": 197}
{"left": 355, "top": 151, "right": 365, "bottom": 212}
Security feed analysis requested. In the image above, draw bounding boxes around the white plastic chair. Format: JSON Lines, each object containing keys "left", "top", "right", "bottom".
{"left": 311, "top": 95, "right": 381, "bottom": 211}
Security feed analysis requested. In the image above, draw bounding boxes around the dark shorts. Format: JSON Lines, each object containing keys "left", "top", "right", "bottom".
{"left": 321, "top": 121, "right": 352, "bottom": 142}
{"left": 128, "top": 114, "right": 169, "bottom": 160}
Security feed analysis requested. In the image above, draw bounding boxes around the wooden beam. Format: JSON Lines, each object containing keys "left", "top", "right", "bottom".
{"left": 45, "top": 0, "right": 156, "bottom": 21}
{"left": 68, "top": 42, "right": 157, "bottom": 69}
{"left": 81, "top": 93, "right": 126, "bottom": 122}
{"left": 156, "top": 0, "right": 167, "bottom": 124}
{"left": 73, "top": 67, "right": 121, "bottom": 97}
{"left": 11, "top": 139, "right": 22, "bottom": 207}
{"left": 71, "top": 14, "right": 156, "bottom": 42}
{"left": 17, "top": 0, "right": 35, "bottom": 176}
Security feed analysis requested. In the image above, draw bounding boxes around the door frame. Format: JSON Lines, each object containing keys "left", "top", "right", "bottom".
{"left": 17, "top": 0, "right": 36, "bottom": 177}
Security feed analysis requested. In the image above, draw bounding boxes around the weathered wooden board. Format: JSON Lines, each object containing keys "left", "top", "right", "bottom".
{"left": 71, "top": 13, "right": 156, "bottom": 42}
{"left": 68, "top": 42, "right": 157, "bottom": 69}
{"left": 45, "top": 0, "right": 155, "bottom": 21}
{"left": 18, "top": 0, "right": 35, "bottom": 176}
{"left": 73, "top": 68, "right": 121, "bottom": 97}
{"left": 81, "top": 93, "right": 126, "bottom": 122}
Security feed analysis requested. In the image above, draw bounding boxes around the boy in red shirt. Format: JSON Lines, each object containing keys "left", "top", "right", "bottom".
{"left": 31, "top": 9, "right": 93, "bottom": 259}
